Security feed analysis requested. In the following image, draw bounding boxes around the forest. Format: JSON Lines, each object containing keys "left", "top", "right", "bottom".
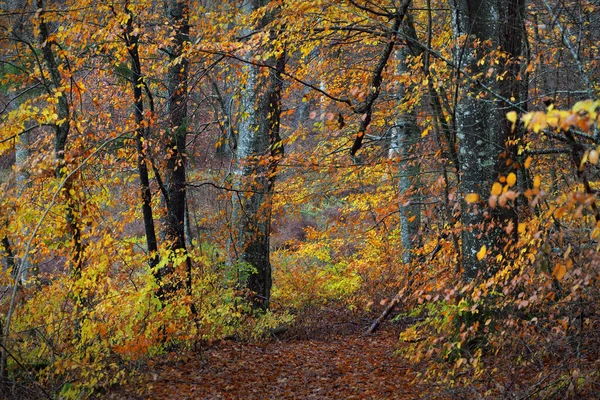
{"left": 0, "top": 0, "right": 599, "bottom": 398}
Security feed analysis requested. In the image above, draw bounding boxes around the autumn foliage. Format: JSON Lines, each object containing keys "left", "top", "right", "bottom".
{"left": 1, "top": 0, "right": 599, "bottom": 398}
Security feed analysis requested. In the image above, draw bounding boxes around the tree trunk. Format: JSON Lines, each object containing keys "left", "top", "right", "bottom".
{"left": 163, "top": 0, "right": 192, "bottom": 295}
{"left": 123, "top": 9, "right": 161, "bottom": 286}
{"left": 14, "top": 116, "right": 34, "bottom": 281}
{"left": 390, "top": 17, "right": 421, "bottom": 264}
{"left": 232, "top": 0, "right": 285, "bottom": 310}
{"left": 451, "top": 0, "right": 525, "bottom": 281}
{"left": 36, "top": 0, "right": 84, "bottom": 280}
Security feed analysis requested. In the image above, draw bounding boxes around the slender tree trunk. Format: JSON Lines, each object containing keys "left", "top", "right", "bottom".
{"left": 390, "top": 15, "right": 421, "bottom": 264}
{"left": 14, "top": 117, "right": 35, "bottom": 281}
{"left": 212, "top": 79, "right": 237, "bottom": 157}
{"left": 122, "top": 10, "right": 161, "bottom": 286}
{"left": 36, "top": 0, "right": 84, "bottom": 280}
{"left": 232, "top": 0, "right": 285, "bottom": 310}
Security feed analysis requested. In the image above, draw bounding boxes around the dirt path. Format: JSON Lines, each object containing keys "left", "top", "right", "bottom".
{"left": 115, "top": 329, "right": 423, "bottom": 399}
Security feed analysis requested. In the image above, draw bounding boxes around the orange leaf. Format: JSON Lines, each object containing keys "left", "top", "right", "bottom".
{"left": 491, "top": 182, "right": 503, "bottom": 196}
{"left": 552, "top": 263, "right": 566, "bottom": 280}
{"left": 554, "top": 207, "right": 566, "bottom": 219}
{"left": 465, "top": 193, "right": 479, "bottom": 203}
{"left": 507, "top": 172, "right": 517, "bottom": 187}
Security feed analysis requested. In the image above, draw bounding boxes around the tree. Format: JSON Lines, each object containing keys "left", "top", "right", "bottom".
{"left": 118, "top": 4, "right": 162, "bottom": 288}
{"left": 390, "top": 14, "right": 422, "bottom": 263}
{"left": 451, "top": 0, "right": 526, "bottom": 280}
{"left": 162, "top": 0, "right": 193, "bottom": 298}
{"left": 36, "top": 0, "right": 84, "bottom": 279}
{"left": 231, "top": 0, "right": 285, "bottom": 310}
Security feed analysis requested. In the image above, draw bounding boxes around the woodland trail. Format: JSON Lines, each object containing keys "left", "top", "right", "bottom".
{"left": 112, "top": 327, "right": 427, "bottom": 399}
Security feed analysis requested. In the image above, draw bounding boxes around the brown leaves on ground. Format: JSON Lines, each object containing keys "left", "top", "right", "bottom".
{"left": 112, "top": 329, "right": 424, "bottom": 399}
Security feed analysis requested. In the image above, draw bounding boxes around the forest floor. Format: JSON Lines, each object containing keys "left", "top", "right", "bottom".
{"left": 109, "top": 312, "right": 432, "bottom": 399}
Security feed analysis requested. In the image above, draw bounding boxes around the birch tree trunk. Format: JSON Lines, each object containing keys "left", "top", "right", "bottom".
{"left": 232, "top": 0, "right": 285, "bottom": 310}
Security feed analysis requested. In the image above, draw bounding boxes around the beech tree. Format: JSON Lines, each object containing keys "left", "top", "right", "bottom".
{"left": 451, "top": 0, "right": 526, "bottom": 280}
{"left": 232, "top": 0, "right": 285, "bottom": 310}
{"left": 118, "top": 4, "right": 162, "bottom": 287}
{"left": 391, "top": 14, "right": 422, "bottom": 264}
{"left": 162, "top": 0, "right": 193, "bottom": 297}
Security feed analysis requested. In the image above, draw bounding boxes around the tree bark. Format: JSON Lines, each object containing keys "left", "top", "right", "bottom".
{"left": 122, "top": 9, "right": 161, "bottom": 285}
{"left": 163, "top": 0, "right": 189, "bottom": 250}
{"left": 36, "top": 0, "right": 84, "bottom": 280}
{"left": 451, "top": 0, "right": 526, "bottom": 281}
{"left": 232, "top": 0, "right": 285, "bottom": 310}
{"left": 390, "top": 15, "right": 421, "bottom": 263}
{"left": 163, "top": 0, "right": 192, "bottom": 295}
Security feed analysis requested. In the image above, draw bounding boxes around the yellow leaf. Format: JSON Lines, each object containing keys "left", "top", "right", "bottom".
{"left": 533, "top": 175, "right": 541, "bottom": 188}
{"left": 580, "top": 150, "right": 589, "bottom": 170}
{"left": 465, "top": 193, "right": 479, "bottom": 203}
{"left": 506, "top": 111, "right": 518, "bottom": 124}
{"left": 589, "top": 149, "right": 598, "bottom": 165}
{"left": 507, "top": 172, "right": 517, "bottom": 187}
{"left": 477, "top": 245, "right": 487, "bottom": 261}
{"left": 522, "top": 112, "right": 534, "bottom": 129}
{"left": 491, "top": 182, "right": 503, "bottom": 196}
{"left": 518, "top": 223, "right": 526, "bottom": 233}
{"left": 524, "top": 156, "right": 532, "bottom": 169}
{"left": 552, "top": 263, "right": 566, "bottom": 280}
{"left": 573, "top": 100, "right": 599, "bottom": 120}
{"left": 421, "top": 127, "right": 430, "bottom": 138}
{"left": 506, "top": 111, "right": 518, "bottom": 131}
